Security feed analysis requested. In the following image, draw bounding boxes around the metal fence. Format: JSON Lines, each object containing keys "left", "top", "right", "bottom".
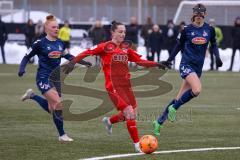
{"left": 1, "top": 0, "right": 179, "bottom": 24}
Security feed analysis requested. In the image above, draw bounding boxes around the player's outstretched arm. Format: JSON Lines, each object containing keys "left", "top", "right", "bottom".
{"left": 62, "top": 50, "right": 92, "bottom": 74}
{"left": 128, "top": 49, "right": 168, "bottom": 70}
{"left": 63, "top": 52, "right": 92, "bottom": 67}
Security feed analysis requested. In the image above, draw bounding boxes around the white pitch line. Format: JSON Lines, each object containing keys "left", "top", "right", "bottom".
{"left": 79, "top": 146, "right": 240, "bottom": 160}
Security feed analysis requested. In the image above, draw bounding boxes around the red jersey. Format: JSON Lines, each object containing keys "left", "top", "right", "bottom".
{"left": 74, "top": 41, "right": 158, "bottom": 91}
{"left": 73, "top": 41, "right": 158, "bottom": 110}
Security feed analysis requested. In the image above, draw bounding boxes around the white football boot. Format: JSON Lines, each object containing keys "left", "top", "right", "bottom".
{"left": 102, "top": 117, "right": 112, "bottom": 134}
{"left": 134, "top": 142, "right": 143, "bottom": 153}
{"left": 58, "top": 134, "right": 74, "bottom": 142}
{"left": 21, "top": 89, "right": 34, "bottom": 101}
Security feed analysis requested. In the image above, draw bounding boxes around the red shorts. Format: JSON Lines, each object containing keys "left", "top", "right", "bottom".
{"left": 107, "top": 86, "right": 137, "bottom": 111}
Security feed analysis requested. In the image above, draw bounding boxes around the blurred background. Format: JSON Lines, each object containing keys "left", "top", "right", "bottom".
{"left": 0, "top": 0, "right": 240, "bottom": 71}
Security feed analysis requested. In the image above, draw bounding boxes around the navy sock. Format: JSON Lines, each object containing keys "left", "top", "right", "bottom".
{"left": 157, "top": 99, "right": 176, "bottom": 125}
{"left": 173, "top": 89, "right": 196, "bottom": 110}
{"left": 53, "top": 110, "right": 65, "bottom": 136}
{"left": 31, "top": 95, "right": 50, "bottom": 113}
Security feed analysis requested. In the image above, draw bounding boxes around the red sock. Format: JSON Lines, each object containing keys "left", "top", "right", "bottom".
{"left": 126, "top": 120, "right": 139, "bottom": 143}
{"left": 109, "top": 112, "right": 125, "bottom": 124}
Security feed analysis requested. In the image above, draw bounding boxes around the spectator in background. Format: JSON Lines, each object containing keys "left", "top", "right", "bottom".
{"left": 89, "top": 20, "right": 106, "bottom": 66}
{"left": 24, "top": 19, "right": 35, "bottom": 48}
{"left": 149, "top": 24, "right": 163, "bottom": 62}
{"left": 35, "top": 20, "right": 44, "bottom": 39}
{"left": 141, "top": 17, "right": 153, "bottom": 60}
{"left": 179, "top": 21, "right": 186, "bottom": 33}
{"left": 164, "top": 20, "right": 178, "bottom": 68}
{"left": 209, "top": 18, "right": 223, "bottom": 70}
{"left": 58, "top": 20, "right": 71, "bottom": 53}
{"left": 0, "top": 15, "right": 7, "bottom": 64}
{"left": 228, "top": 16, "right": 240, "bottom": 71}
{"left": 126, "top": 16, "right": 139, "bottom": 50}
{"left": 24, "top": 19, "right": 35, "bottom": 63}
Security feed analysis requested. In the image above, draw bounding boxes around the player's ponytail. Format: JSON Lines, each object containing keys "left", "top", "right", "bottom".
{"left": 111, "top": 20, "right": 123, "bottom": 32}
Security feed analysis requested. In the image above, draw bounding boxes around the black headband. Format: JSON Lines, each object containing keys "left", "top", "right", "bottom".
{"left": 193, "top": 6, "right": 206, "bottom": 13}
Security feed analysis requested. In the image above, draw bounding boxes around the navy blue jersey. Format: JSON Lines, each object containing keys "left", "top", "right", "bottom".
{"left": 169, "top": 22, "right": 219, "bottom": 69}
{"left": 25, "top": 37, "right": 73, "bottom": 77}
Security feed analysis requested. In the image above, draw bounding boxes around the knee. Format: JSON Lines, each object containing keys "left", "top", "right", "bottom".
{"left": 192, "top": 86, "right": 201, "bottom": 97}
{"left": 122, "top": 105, "right": 136, "bottom": 120}
{"left": 49, "top": 100, "right": 62, "bottom": 110}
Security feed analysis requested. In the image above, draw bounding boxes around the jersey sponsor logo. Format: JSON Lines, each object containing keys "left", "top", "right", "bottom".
{"left": 191, "top": 37, "right": 207, "bottom": 45}
{"left": 48, "top": 51, "right": 62, "bottom": 58}
{"left": 112, "top": 54, "right": 128, "bottom": 62}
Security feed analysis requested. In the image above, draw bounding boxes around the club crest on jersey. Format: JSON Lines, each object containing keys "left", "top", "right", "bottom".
{"left": 112, "top": 54, "right": 128, "bottom": 62}
{"left": 122, "top": 48, "right": 128, "bottom": 53}
{"left": 58, "top": 45, "right": 62, "bottom": 51}
{"left": 192, "top": 37, "right": 207, "bottom": 45}
{"left": 203, "top": 30, "right": 208, "bottom": 37}
{"left": 48, "top": 51, "right": 62, "bottom": 58}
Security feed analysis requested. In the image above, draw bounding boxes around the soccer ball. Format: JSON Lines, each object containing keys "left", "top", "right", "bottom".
{"left": 139, "top": 135, "right": 158, "bottom": 154}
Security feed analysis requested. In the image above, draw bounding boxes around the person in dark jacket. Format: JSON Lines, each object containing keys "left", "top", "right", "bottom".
{"left": 89, "top": 20, "right": 106, "bottom": 66}
{"left": 24, "top": 19, "right": 36, "bottom": 63}
{"left": 149, "top": 24, "right": 163, "bottom": 62}
{"left": 228, "top": 17, "right": 240, "bottom": 71}
{"left": 164, "top": 20, "right": 178, "bottom": 68}
{"left": 24, "top": 19, "right": 35, "bottom": 48}
{"left": 126, "top": 16, "right": 139, "bottom": 50}
{"left": 141, "top": 17, "right": 153, "bottom": 60}
{"left": 0, "top": 15, "right": 8, "bottom": 64}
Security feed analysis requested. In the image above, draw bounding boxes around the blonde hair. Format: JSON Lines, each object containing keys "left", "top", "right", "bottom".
{"left": 44, "top": 15, "right": 57, "bottom": 26}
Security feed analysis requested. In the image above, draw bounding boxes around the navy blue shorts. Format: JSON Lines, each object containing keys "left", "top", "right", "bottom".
{"left": 36, "top": 76, "right": 61, "bottom": 96}
{"left": 179, "top": 63, "right": 202, "bottom": 79}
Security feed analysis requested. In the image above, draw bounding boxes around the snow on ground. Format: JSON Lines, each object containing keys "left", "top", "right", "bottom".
{"left": 1, "top": 42, "right": 240, "bottom": 72}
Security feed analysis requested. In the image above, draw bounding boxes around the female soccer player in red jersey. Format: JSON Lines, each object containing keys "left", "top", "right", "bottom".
{"left": 63, "top": 21, "right": 167, "bottom": 152}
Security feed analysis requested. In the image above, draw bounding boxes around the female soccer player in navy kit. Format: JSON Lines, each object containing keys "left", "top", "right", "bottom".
{"left": 153, "top": 4, "right": 223, "bottom": 136}
{"left": 63, "top": 21, "right": 167, "bottom": 152}
{"left": 18, "top": 15, "right": 91, "bottom": 142}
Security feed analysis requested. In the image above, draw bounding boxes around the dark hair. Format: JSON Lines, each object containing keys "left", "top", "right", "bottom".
{"left": 111, "top": 20, "right": 124, "bottom": 31}
{"left": 234, "top": 16, "right": 240, "bottom": 26}
{"left": 179, "top": 21, "right": 186, "bottom": 26}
